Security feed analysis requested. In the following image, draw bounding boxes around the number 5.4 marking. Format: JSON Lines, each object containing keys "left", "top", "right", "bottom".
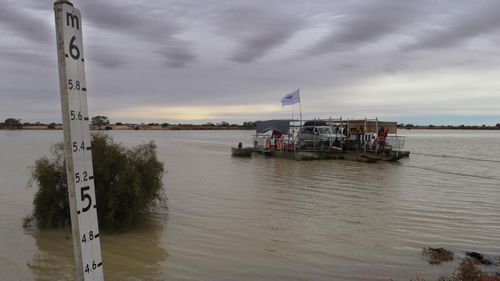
{"left": 72, "top": 141, "right": 85, "bottom": 152}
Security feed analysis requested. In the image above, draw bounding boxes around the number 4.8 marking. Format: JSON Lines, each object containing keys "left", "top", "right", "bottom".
{"left": 81, "top": 230, "right": 95, "bottom": 243}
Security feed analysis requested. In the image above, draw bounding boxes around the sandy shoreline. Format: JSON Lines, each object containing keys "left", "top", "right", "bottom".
{"left": 2, "top": 124, "right": 254, "bottom": 130}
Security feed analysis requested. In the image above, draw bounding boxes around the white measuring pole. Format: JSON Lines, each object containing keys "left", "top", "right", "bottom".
{"left": 54, "top": 1, "right": 104, "bottom": 280}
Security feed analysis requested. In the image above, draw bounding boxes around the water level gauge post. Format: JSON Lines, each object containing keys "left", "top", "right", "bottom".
{"left": 54, "top": 1, "right": 104, "bottom": 281}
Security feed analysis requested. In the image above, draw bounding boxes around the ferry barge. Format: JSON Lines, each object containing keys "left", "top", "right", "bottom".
{"left": 234, "top": 118, "right": 409, "bottom": 162}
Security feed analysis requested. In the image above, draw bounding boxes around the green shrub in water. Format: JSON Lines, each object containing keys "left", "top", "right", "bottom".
{"left": 29, "top": 134, "right": 166, "bottom": 231}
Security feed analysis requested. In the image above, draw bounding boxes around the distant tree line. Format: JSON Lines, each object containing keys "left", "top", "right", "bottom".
{"left": 1, "top": 116, "right": 259, "bottom": 130}
{"left": 0, "top": 116, "right": 113, "bottom": 130}
{"left": 1, "top": 118, "right": 23, "bottom": 130}
{"left": 398, "top": 123, "right": 500, "bottom": 130}
{"left": 3, "top": 117, "right": 500, "bottom": 131}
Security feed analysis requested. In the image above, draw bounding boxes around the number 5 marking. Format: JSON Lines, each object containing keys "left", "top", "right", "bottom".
{"left": 80, "top": 186, "right": 92, "bottom": 212}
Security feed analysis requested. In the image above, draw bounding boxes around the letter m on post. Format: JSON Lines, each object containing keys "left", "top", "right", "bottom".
{"left": 66, "top": 12, "right": 79, "bottom": 30}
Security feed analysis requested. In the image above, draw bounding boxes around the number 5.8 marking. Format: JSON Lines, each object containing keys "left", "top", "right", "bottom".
{"left": 68, "top": 79, "right": 80, "bottom": 90}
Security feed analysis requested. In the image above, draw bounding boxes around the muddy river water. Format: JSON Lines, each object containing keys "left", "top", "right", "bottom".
{"left": 1, "top": 129, "right": 499, "bottom": 280}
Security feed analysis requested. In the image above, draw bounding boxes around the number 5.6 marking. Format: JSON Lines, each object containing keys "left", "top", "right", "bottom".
{"left": 70, "top": 110, "right": 82, "bottom": 120}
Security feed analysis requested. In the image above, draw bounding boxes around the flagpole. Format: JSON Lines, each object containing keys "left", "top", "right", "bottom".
{"left": 299, "top": 101, "right": 303, "bottom": 126}
{"left": 299, "top": 89, "right": 302, "bottom": 127}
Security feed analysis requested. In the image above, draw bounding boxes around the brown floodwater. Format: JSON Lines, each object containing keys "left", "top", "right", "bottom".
{"left": 1, "top": 129, "right": 499, "bottom": 280}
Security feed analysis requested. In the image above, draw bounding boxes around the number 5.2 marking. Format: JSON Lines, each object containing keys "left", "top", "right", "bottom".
{"left": 75, "top": 171, "right": 88, "bottom": 183}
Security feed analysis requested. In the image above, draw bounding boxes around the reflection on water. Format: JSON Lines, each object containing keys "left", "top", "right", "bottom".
{"left": 26, "top": 229, "right": 74, "bottom": 281}
{"left": 101, "top": 216, "right": 167, "bottom": 281}
{"left": 1, "top": 130, "right": 500, "bottom": 280}
{"left": 26, "top": 216, "right": 167, "bottom": 281}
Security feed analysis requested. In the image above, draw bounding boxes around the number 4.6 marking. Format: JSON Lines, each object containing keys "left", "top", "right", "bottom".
{"left": 84, "top": 260, "right": 102, "bottom": 274}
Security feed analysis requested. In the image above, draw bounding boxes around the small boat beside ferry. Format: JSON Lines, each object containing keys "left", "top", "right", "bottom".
{"left": 233, "top": 118, "right": 410, "bottom": 162}
{"left": 231, "top": 142, "right": 252, "bottom": 157}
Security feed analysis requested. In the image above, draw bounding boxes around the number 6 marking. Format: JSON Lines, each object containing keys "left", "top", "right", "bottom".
{"left": 69, "top": 36, "right": 80, "bottom": 60}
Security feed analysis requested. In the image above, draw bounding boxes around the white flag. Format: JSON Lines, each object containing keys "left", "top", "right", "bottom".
{"left": 281, "top": 89, "right": 300, "bottom": 106}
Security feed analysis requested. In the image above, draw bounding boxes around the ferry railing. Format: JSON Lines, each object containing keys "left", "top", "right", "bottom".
{"left": 252, "top": 134, "right": 268, "bottom": 149}
{"left": 386, "top": 135, "right": 406, "bottom": 150}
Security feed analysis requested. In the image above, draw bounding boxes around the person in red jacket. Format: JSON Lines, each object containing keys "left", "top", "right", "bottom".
{"left": 377, "top": 127, "right": 388, "bottom": 153}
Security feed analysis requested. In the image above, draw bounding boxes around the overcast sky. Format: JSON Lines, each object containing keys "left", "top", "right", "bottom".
{"left": 1, "top": 0, "right": 500, "bottom": 125}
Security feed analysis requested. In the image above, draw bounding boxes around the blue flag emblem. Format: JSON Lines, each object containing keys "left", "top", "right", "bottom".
{"left": 281, "top": 89, "right": 300, "bottom": 106}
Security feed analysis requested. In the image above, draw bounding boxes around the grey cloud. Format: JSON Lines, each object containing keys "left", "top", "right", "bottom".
{"left": 213, "top": 5, "right": 306, "bottom": 63}
{"left": 79, "top": 0, "right": 196, "bottom": 68}
{"left": 3, "top": 0, "right": 500, "bottom": 124}
{"left": 157, "top": 42, "right": 197, "bottom": 68}
{"left": 86, "top": 47, "right": 126, "bottom": 69}
{"left": 0, "top": 3, "right": 52, "bottom": 43}
{"left": 308, "top": 1, "right": 427, "bottom": 55}
{"left": 15, "top": 0, "right": 51, "bottom": 11}
{"left": 404, "top": 1, "right": 500, "bottom": 51}
{"left": 80, "top": 1, "right": 177, "bottom": 40}
{"left": 0, "top": 47, "right": 55, "bottom": 68}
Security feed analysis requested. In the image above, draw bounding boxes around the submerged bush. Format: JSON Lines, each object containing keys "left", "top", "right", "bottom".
{"left": 436, "top": 257, "right": 500, "bottom": 281}
{"left": 29, "top": 134, "right": 166, "bottom": 231}
{"left": 413, "top": 255, "right": 500, "bottom": 281}
{"left": 423, "top": 247, "right": 454, "bottom": 265}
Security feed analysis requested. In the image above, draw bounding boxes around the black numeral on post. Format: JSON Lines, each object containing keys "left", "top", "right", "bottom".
{"left": 84, "top": 260, "right": 101, "bottom": 274}
{"left": 81, "top": 230, "right": 96, "bottom": 243}
{"left": 75, "top": 171, "right": 89, "bottom": 183}
{"left": 70, "top": 110, "right": 83, "bottom": 121}
{"left": 68, "top": 79, "right": 82, "bottom": 91}
{"left": 72, "top": 141, "right": 85, "bottom": 152}
{"left": 69, "top": 36, "right": 80, "bottom": 60}
{"left": 80, "top": 186, "right": 92, "bottom": 212}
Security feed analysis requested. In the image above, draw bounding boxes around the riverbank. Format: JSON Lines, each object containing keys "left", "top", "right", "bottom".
{"left": 398, "top": 124, "right": 500, "bottom": 130}
{"left": 0, "top": 124, "right": 255, "bottom": 130}
{"left": 2, "top": 123, "right": 500, "bottom": 131}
